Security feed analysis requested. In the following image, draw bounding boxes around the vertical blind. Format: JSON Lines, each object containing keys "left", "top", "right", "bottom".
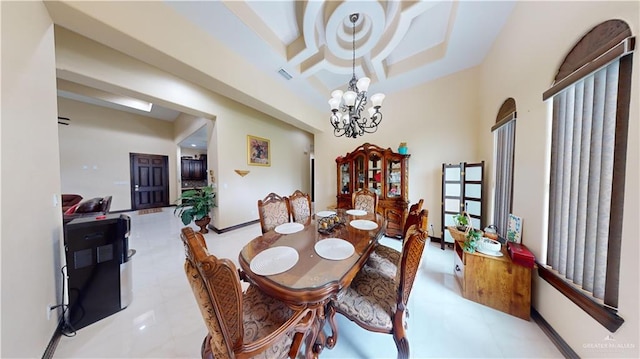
{"left": 492, "top": 119, "right": 515, "bottom": 239}
{"left": 547, "top": 60, "right": 618, "bottom": 304}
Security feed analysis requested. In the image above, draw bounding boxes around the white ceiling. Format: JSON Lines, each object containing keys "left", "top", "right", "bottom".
{"left": 54, "top": 1, "right": 516, "bottom": 146}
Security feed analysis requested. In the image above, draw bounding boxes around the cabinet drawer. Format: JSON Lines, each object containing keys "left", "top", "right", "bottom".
{"left": 453, "top": 250, "right": 464, "bottom": 292}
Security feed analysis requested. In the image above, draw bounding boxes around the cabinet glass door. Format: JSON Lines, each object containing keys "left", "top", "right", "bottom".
{"left": 387, "top": 158, "right": 402, "bottom": 198}
{"left": 368, "top": 153, "right": 382, "bottom": 196}
{"left": 339, "top": 162, "right": 351, "bottom": 194}
{"left": 355, "top": 155, "right": 365, "bottom": 191}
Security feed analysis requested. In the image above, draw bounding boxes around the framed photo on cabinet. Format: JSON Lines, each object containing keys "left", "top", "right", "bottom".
{"left": 247, "top": 135, "right": 270, "bottom": 166}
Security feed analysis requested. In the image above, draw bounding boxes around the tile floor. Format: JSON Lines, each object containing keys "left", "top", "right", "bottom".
{"left": 53, "top": 208, "right": 562, "bottom": 358}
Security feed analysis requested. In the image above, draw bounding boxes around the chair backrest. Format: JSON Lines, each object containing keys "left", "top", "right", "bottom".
{"left": 257, "top": 192, "right": 290, "bottom": 233}
{"left": 352, "top": 188, "right": 378, "bottom": 213}
{"left": 181, "top": 227, "right": 242, "bottom": 358}
{"left": 403, "top": 200, "right": 424, "bottom": 236}
{"left": 397, "top": 212, "right": 429, "bottom": 309}
{"left": 287, "top": 190, "right": 312, "bottom": 225}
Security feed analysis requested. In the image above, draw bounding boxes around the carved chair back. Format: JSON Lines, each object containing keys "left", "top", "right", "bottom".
{"left": 397, "top": 223, "right": 429, "bottom": 310}
{"left": 287, "top": 190, "right": 312, "bottom": 225}
{"left": 257, "top": 192, "right": 291, "bottom": 233}
{"left": 351, "top": 188, "right": 378, "bottom": 214}
{"left": 182, "top": 227, "right": 242, "bottom": 358}
{"left": 402, "top": 200, "right": 424, "bottom": 237}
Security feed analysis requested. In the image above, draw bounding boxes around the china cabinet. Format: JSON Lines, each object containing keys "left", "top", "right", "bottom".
{"left": 336, "top": 143, "right": 410, "bottom": 238}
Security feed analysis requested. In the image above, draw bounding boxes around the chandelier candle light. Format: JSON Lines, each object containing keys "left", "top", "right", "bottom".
{"left": 329, "top": 13, "right": 385, "bottom": 138}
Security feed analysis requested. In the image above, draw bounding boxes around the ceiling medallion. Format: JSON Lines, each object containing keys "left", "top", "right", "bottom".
{"left": 328, "top": 13, "right": 385, "bottom": 138}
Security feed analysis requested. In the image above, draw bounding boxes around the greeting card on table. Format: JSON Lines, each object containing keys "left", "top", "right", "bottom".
{"left": 507, "top": 214, "right": 522, "bottom": 243}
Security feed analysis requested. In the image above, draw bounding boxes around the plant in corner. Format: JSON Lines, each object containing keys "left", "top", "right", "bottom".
{"left": 174, "top": 185, "right": 216, "bottom": 234}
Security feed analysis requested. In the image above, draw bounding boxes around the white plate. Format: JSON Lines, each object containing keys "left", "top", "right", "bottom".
{"left": 350, "top": 219, "right": 378, "bottom": 230}
{"left": 316, "top": 210, "right": 336, "bottom": 217}
{"left": 346, "top": 209, "right": 367, "bottom": 216}
{"left": 314, "top": 238, "right": 355, "bottom": 260}
{"left": 275, "top": 222, "right": 304, "bottom": 234}
{"left": 477, "top": 248, "right": 503, "bottom": 257}
{"left": 250, "top": 246, "right": 299, "bottom": 276}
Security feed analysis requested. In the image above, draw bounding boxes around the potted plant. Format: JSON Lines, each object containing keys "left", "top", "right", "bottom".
{"left": 174, "top": 185, "right": 216, "bottom": 233}
{"left": 463, "top": 228, "right": 483, "bottom": 253}
{"left": 453, "top": 212, "right": 469, "bottom": 231}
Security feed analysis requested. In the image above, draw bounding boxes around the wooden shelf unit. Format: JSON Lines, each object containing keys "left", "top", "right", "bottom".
{"left": 449, "top": 227, "right": 532, "bottom": 320}
{"left": 336, "top": 143, "right": 410, "bottom": 238}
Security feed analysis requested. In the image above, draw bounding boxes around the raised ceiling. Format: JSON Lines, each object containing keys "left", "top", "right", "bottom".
{"left": 52, "top": 1, "right": 516, "bottom": 128}
{"left": 165, "top": 0, "right": 516, "bottom": 111}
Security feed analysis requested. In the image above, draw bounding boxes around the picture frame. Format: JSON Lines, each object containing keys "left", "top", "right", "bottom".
{"left": 507, "top": 213, "right": 522, "bottom": 243}
{"left": 247, "top": 135, "right": 271, "bottom": 166}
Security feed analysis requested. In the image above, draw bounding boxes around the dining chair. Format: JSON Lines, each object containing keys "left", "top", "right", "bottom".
{"left": 181, "top": 227, "right": 313, "bottom": 359}
{"left": 287, "top": 190, "right": 312, "bottom": 225}
{"left": 257, "top": 192, "right": 291, "bottom": 234}
{"left": 351, "top": 188, "right": 378, "bottom": 214}
{"left": 329, "top": 224, "right": 429, "bottom": 359}
{"left": 367, "top": 207, "right": 428, "bottom": 279}
{"left": 367, "top": 209, "right": 429, "bottom": 277}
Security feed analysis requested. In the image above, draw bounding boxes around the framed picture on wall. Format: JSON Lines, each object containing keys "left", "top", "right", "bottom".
{"left": 247, "top": 135, "right": 271, "bottom": 166}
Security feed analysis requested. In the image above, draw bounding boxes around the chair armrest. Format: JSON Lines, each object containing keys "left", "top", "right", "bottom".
{"left": 240, "top": 307, "right": 313, "bottom": 355}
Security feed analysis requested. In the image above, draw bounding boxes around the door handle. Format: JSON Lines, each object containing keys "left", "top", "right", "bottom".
{"left": 134, "top": 184, "right": 139, "bottom": 191}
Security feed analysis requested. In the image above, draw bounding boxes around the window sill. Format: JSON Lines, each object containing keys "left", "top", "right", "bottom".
{"left": 537, "top": 262, "right": 624, "bottom": 332}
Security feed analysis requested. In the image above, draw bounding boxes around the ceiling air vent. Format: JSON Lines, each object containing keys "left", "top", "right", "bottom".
{"left": 278, "top": 68, "right": 293, "bottom": 80}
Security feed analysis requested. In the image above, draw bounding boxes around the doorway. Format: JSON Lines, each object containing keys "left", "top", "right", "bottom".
{"left": 129, "top": 153, "right": 170, "bottom": 210}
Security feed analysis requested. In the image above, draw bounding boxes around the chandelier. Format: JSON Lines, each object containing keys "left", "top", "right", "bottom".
{"left": 328, "top": 13, "right": 385, "bottom": 138}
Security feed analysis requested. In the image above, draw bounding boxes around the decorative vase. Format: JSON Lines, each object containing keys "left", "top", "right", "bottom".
{"left": 398, "top": 142, "right": 408, "bottom": 154}
{"left": 195, "top": 216, "right": 211, "bottom": 234}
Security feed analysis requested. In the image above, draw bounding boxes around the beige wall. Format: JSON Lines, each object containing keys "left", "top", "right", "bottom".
{"left": 58, "top": 97, "right": 177, "bottom": 211}
{"left": 0, "top": 1, "right": 61, "bottom": 357}
{"left": 212, "top": 100, "right": 313, "bottom": 229}
{"left": 54, "top": 27, "right": 314, "bottom": 229}
{"left": 478, "top": 1, "right": 639, "bottom": 357}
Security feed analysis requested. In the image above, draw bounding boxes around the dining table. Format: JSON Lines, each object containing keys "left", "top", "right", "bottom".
{"left": 238, "top": 208, "right": 386, "bottom": 359}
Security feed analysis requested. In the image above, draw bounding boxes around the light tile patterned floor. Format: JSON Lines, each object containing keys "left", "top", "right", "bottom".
{"left": 54, "top": 208, "right": 562, "bottom": 358}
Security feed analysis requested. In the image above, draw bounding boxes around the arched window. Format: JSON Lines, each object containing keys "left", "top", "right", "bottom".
{"left": 491, "top": 98, "right": 516, "bottom": 239}
{"left": 541, "top": 19, "right": 634, "bottom": 332}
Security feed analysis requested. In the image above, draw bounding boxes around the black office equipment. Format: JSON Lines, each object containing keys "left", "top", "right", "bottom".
{"left": 64, "top": 214, "right": 134, "bottom": 330}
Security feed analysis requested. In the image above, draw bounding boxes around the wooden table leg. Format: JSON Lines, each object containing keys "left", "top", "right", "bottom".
{"left": 325, "top": 302, "right": 339, "bottom": 349}
{"left": 304, "top": 300, "right": 334, "bottom": 359}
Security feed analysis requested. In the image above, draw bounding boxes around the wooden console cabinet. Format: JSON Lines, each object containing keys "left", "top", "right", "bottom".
{"left": 336, "top": 143, "right": 409, "bottom": 238}
{"left": 450, "top": 228, "right": 532, "bottom": 320}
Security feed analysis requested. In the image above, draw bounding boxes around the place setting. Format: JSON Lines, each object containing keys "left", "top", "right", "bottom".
{"left": 274, "top": 222, "right": 304, "bottom": 234}
{"left": 345, "top": 209, "right": 367, "bottom": 216}
{"left": 314, "top": 238, "right": 355, "bottom": 261}
{"left": 250, "top": 246, "right": 299, "bottom": 276}
{"left": 349, "top": 219, "right": 378, "bottom": 231}
{"left": 316, "top": 210, "right": 337, "bottom": 218}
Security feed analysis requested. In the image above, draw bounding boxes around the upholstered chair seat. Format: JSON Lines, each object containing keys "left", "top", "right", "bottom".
{"left": 333, "top": 265, "right": 397, "bottom": 330}
{"left": 366, "top": 200, "right": 425, "bottom": 277}
{"left": 366, "top": 245, "right": 401, "bottom": 279}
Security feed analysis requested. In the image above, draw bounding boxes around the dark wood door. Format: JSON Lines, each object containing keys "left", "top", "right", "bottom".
{"left": 130, "top": 153, "right": 169, "bottom": 210}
